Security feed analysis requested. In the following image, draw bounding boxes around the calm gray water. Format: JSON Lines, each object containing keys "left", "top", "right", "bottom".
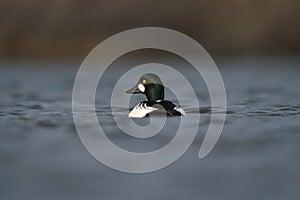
{"left": 0, "top": 57, "right": 300, "bottom": 200}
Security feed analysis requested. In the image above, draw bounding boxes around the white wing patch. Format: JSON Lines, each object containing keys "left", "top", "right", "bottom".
{"left": 128, "top": 102, "right": 158, "bottom": 118}
{"left": 175, "top": 107, "right": 186, "bottom": 116}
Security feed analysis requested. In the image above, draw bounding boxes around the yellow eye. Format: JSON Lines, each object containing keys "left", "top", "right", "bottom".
{"left": 142, "top": 79, "right": 147, "bottom": 84}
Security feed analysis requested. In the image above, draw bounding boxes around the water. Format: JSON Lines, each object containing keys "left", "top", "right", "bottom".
{"left": 0, "top": 57, "right": 300, "bottom": 200}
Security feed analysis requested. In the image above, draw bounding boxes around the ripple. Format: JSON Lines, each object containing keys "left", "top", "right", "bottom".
{"left": 24, "top": 104, "right": 44, "bottom": 110}
{"left": 182, "top": 104, "right": 300, "bottom": 118}
{"left": 37, "top": 119, "right": 58, "bottom": 128}
{"left": 1, "top": 104, "right": 300, "bottom": 121}
{"left": 15, "top": 104, "right": 44, "bottom": 110}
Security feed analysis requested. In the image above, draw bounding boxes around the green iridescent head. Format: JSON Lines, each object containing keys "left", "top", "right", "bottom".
{"left": 126, "top": 73, "right": 164, "bottom": 102}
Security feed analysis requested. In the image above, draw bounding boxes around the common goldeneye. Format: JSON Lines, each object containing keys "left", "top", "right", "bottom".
{"left": 126, "top": 73, "right": 186, "bottom": 118}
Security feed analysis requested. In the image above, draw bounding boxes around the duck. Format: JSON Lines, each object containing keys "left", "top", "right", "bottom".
{"left": 126, "top": 73, "right": 186, "bottom": 118}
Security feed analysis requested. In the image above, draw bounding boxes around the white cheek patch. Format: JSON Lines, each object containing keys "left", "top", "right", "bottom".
{"left": 138, "top": 83, "right": 145, "bottom": 92}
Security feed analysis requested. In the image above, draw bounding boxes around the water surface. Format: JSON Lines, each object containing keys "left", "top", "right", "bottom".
{"left": 0, "top": 58, "right": 299, "bottom": 200}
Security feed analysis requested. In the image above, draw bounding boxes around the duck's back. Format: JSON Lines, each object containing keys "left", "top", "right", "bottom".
{"left": 128, "top": 100, "right": 185, "bottom": 118}
{"left": 150, "top": 100, "right": 185, "bottom": 117}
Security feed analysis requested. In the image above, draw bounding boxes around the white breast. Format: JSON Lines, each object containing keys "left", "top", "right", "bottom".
{"left": 128, "top": 102, "right": 158, "bottom": 118}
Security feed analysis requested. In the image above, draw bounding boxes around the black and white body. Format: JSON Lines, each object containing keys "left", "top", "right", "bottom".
{"left": 126, "top": 73, "right": 186, "bottom": 118}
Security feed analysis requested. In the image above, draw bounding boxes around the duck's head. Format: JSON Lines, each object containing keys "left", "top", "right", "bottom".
{"left": 126, "top": 73, "right": 164, "bottom": 102}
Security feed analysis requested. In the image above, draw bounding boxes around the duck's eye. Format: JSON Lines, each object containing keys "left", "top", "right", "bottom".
{"left": 142, "top": 79, "right": 147, "bottom": 84}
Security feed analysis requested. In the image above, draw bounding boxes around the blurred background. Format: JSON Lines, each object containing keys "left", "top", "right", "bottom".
{"left": 1, "top": 1, "right": 300, "bottom": 200}
{"left": 1, "top": 0, "right": 300, "bottom": 59}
